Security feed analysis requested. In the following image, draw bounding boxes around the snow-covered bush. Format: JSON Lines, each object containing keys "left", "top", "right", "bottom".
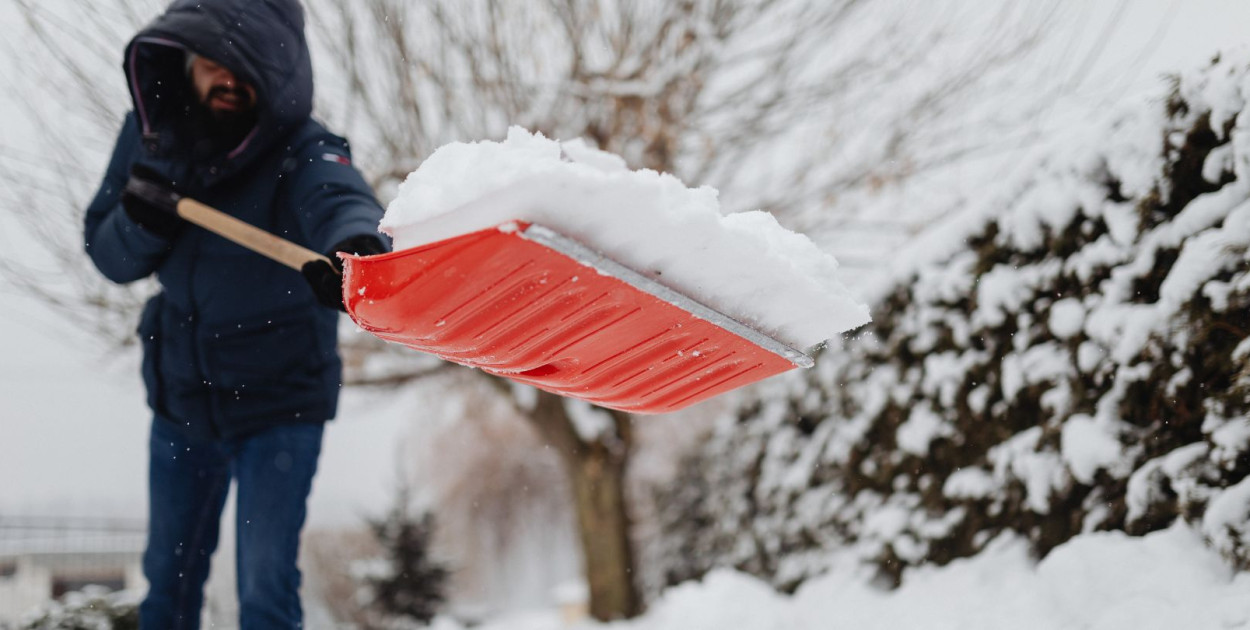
{"left": 657, "top": 53, "right": 1250, "bottom": 590}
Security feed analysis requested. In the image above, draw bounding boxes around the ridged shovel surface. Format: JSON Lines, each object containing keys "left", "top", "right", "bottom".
{"left": 341, "top": 222, "right": 812, "bottom": 414}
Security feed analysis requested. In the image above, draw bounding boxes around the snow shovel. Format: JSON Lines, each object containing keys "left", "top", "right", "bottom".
{"left": 126, "top": 181, "right": 814, "bottom": 414}
{"left": 340, "top": 222, "right": 814, "bottom": 414}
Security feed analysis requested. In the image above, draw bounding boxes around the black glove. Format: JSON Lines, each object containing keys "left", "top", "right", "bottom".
{"left": 302, "top": 258, "right": 345, "bottom": 312}
{"left": 301, "top": 235, "right": 387, "bottom": 312}
{"left": 121, "top": 165, "right": 186, "bottom": 240}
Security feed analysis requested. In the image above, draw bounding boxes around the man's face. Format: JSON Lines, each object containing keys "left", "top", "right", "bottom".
{"left": 189, "top": 56, "right": 257, "bottom": 116}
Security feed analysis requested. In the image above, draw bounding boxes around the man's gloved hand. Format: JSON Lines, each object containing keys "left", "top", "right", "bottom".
{"left": 301, "top": 235, "right": 388, "bottom": 312}
{"left": 121, "top": 165, "right": 186, "bottom": 240}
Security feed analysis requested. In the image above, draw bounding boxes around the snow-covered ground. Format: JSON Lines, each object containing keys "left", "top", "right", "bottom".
{"left": 620, "top": 526, "right": 1250, "bottom": 630}
{"left": 433, "top": 524, "right": 1249, "bottom": 630}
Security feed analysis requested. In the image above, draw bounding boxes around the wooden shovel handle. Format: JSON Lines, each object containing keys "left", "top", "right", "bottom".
{"left": 176, "top": 198, "right": 333, "bottom": 271}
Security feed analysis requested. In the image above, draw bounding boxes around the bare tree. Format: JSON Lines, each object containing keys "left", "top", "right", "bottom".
{"left": 0, "top": 0, "right": 1078, "bottom": 620}
{"left": 0, "top": 0, "right": 164, "bottom": 342}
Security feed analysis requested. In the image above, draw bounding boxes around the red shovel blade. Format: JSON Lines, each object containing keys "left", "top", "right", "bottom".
{"left": 341, "top": 223, "right": 812, "bottom": 414}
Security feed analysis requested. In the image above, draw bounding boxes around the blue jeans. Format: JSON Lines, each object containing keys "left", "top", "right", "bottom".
{"left": 140, "top": 419, "right": 324, "bottom": 630}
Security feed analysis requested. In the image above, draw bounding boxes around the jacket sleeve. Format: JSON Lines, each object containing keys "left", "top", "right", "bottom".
{"left": 285, "top": 133, "right": 390, "bottom": 255}
{"left": 83, "top": 113, "right": 174, "bottom": 284}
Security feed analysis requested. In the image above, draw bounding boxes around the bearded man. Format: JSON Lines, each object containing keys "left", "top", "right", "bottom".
{"left": 83, "top": 0, "right": 388, "bottom": 627}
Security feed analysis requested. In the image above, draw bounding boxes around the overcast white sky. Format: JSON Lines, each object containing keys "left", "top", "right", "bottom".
{"left": 1063, "top": 0, "right": 1245, "bottom": 94}
{"left": 1, "top": 0, "right": 1249, "bottom": 527}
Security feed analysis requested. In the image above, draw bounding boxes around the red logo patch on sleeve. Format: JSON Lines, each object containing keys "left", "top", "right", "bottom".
{"left": 321, "top": 153, "right": 352, "bottom": 166}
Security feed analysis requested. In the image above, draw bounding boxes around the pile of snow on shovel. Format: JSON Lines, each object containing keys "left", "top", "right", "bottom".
{"left": 380, "top": 127, "right": 870, "bottom": 350}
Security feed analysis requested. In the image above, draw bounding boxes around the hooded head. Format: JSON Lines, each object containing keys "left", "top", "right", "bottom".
{"left": 182, "top": 52, "right": 260, "bottom": 146}
{"left": 124, "top": 0, "right": 313, "bottom": 169}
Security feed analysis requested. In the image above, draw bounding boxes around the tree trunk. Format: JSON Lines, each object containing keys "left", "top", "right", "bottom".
{"left": 527, "top": 390, "right": 641, "bottom": 620}
{"left": 566, "top": 434, "right": 639, "bottom": 620}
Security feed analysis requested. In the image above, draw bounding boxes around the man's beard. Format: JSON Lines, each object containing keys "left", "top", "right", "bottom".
{"left": 200, "top": 86, "right": 258, "bottom": 151}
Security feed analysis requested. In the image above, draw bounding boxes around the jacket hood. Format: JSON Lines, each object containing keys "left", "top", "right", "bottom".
{"left": 124, "top": 0, "right": 313, "bottom": 171}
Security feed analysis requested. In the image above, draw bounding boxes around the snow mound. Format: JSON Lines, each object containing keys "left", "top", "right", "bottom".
{"left": 612, "top": 526, "right": 1249, "bottom": 630}
{"left": 441, "top": 525, "right": 1249, "bottom": 630}
{"left": 380, "top": 127, "right": 870, "bottom": 349}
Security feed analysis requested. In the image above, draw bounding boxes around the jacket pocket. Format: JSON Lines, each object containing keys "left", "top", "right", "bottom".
{"left": 153, "top": 299, "right": 211, "bottom": 425}
{"left": 204, "top": 311, "right": 333, "bottom": 427}
{"left": 204, "top": 311, "right": 325, "bottom": 390}
{"left": 136, "top": 293, "right": 164, "bottom": 415}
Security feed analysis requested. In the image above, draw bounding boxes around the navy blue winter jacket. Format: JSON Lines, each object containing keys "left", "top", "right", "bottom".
{"left": 84, "top": 0, "right": 387, "bottom": 439}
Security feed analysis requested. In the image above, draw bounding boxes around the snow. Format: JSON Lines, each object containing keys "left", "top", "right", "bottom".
{"left": 972, "top": 264, "right": 1040, "bottom": 329}
{"left": 1208, "top": 416, "right": 1250, "bottom": 470}
{"left": 1047, "top": 298, "right": 1086, "bottom": 340}
{"left": 1125, "top": 443, "right": 1211, "bottom": 525}
{"left": 434, "top": 524, "right": 1249, "bottom": 630}
{"left": 1100, "top": 202, "right": 1141, "bottom": 249}
{"left": 1075, "top": 341, "right": 1105, "bottom": 374}
{"left": 999, "top": 184, "right": 1083, "bottom": 252}
{"left": 988, "top": 429, "right": 1068, "bottom": 514}
{"left": 1161, "top": 199, "right": 1250, "bottom": 306}
{"left": 999, "top": 342, "right": 1071, "bottom": 402}
{"left": 895, "top": 405, "right": 952, "bottom": 457}
{"left": 921, "top": 351, "right": 983, "bottom": 409}
{"left": 1204, "top": 143, "right": 1235, "bottom": 183}
{"left": 1203, "top": 477, "right": 1250, "bottom": 565}
{"left": 861, "top": 503, "right": 912, "bottom": 542}
{"left": 1059, "top": 414, "right": 1126, "bottom": 485}
{"left": 943, "top": 468, "right": 997, "bottom": 501}
{"left": 565, "top": 400, "right": 617, "bottom": 444}
{"left": 380, "top": 127, "right": 870, "bottom": 350}
{"left": 551, "top": 581, "right": 589, "bottom": 607}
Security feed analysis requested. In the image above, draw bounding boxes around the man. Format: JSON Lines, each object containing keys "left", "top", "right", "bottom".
{"left": 83, "top": 0, "right": 387, "bottom": 627}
